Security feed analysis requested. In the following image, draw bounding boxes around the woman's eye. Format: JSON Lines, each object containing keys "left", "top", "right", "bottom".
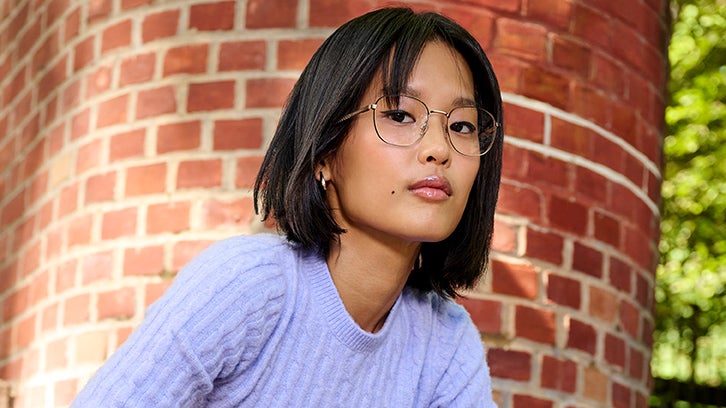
{"left": 450, "top": 121, "right": 477, "bottom": 134}
{"left": 383, "top": 110, "right": 415, "bottom": 124}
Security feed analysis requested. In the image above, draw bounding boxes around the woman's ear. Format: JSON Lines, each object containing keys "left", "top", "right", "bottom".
{"left": 315, "top": 160, "right": 332, "bottom": 190}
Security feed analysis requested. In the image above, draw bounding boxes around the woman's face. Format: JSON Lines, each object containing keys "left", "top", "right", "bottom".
{"left": 324, "top": 41, "right": 480, "bottom": 248}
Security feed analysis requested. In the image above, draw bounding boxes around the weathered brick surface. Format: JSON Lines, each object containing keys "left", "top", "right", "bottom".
{"left": 0, "top": 0, "right": 665, "bottom": 406}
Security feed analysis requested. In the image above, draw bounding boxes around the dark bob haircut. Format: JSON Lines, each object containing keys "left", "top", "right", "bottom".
{"left": 254, "top": 7, "right": 503, "bottom": 298}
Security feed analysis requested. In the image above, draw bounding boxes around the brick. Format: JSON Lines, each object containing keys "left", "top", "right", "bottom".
{"left": 97, "top": 94, "right": 129, "bottom": 128}
{"left": 575, "top": 168, "right": 607, "bottom": 205}
{"left": 502, "top": 103, "right": 544, "bottom": 142}
{"left": 495, "top": 18, "right": 547, "bottom": 61}
{"left": 512, "top": 394, "right": 552, "bottom": 408}
{"left": 68, "top": 214, "right": 93, "bottom": 248}
{"left": 609, "top": 256, "right": 632, "bottom": 293}
{"left": 541, "top": 355, "right": 576, "bottom": 392}
{"left": 88, "top": 0, "right": 112, "bottom": 23}
{"left": 641, "top": 318, "right": 654, "bottom": 348}
{"left": 55, "top": 259, "right": 77, "bottom": 293}
{"left": 163, "top": 44, "right": 208, "bottom": 76}
{"left": 247, "top": 0, "right": 297, "bottom": 28}
{"left": 85, "top": 64, "right": 112, "bottom": 99}
{"left": 157, "top": 121, "right": 201, "bottom": 153}
{"left": 569, "top": 83, "right": 610, "bottom": 128}
{"left": 219, "top": 41, "right": 266, "bottom": 71}
{"left": 75, "top": 331, "right": 108, "bottom": 363}
{"left": 213, "top": 118, "right": 263, "bottom": 150}
{"left": 488, "top": 53, "right": 523, "bottom": 93}
{"left": 621, "top": 300, "right": 643, "bottom": 342}
{"left": 583, "top": 366, "right": 608, "bottom": 402}
{"left": 309, "top": 0, "right": 377, "bottom": 27}
{"left": 635, "top": 272, "right": 652, "bottom": 310}
{"left": 125, "top": 163, "right": 166, "bottom": 196}
{"left": 548, "top": 195, "right": 587, "bottom": 235}
{"left": 122, "top": 0, "right": 152, "bottom": 9}
{"left": 624, "top": 155, "right": 644, "bottom": 186}
{"left": 110, "top": 128, "right": 145, "bottom": 161}
{"left": 42, "top": 302, "right": 59, "bottom": 332}
{"left": 623, "top": 225, "right": 655, "bottom": 269}
{"left": 63, "top": 294, "right": 90, "bottom": 325}
{"left": 546, "top": 273, "right": 580, "bottom": 310}
{"left": 550, "top": 118, "right": 592, "bottom": 158}
{"left": 146, "top": 281, "right": 172, "bottom": 306}
{"left": 54, "top": 378, "right": 78, "bottom": 406}
{"left": 47, "top": 337, "right": 68, "bottom": 370}
{"left": 491, "top": 219, "right": 516, "bottom": 253}
{"left": 521, "top": 66, "right": 569, "bottom": 109}
{"left": 70, "top": 107, "right": 90, "bottom": 140}
{"left": 123, "top": 246, "right": 164, "bottom": 276}
{"left": 98, "top": 287, "right": 135, "bottom": 320}
{"left": 1, "top": 190, "right": 24, "bottom": 226}
{"left": 487, "top": 348, "right": 531, "bottom": 381}
{"left": 572, "top": 3, "right": 611, "bottom": 50}
{"left": 65, "top": 7, "right": 81, "bottom": 41}
{"left": 594, "top": 210, "right": 620, "bottom": 248}
{"left": 147, "top": 201, "right": 191, "bottom": 234}
{"left": 17, "top": 313, "right": 36, "bottom": 349}
{"left": 102, "top": 207, "right": 137, "bottom": 239}
{"left": 592, "top": 137, "right": 626, "bottom": 178}
{"left": 605, "top": 332, "right": 626, "bottom": 369}
{"left": 492, "top": 260, "right": 537, "bottom": 299}
{"left": 439, "top": 5, "right": 495, "bottom": 49}
{"left": 119, "top": 53, "right": 155, "bottom": 85}
{"left": 73, "top": 35, "right": 95, "bottom": 72}
{"left": 589, "top": 285, "right": 618, "bottom": 322}
{"left": 101, "top": 19, "right": 131, "bottom": 54}
{"left": 457, "top": 297, "right": 502, "bottom": 334}
{"left": 246, "top": 78, "right": 295, "bottom": 108}
{"left": 58, "top": 183, "right": 79, "bottom": 218}
{"left": 526, "top": 0, "right": 571, "bottom": 28}
{"left": 612, "top": 381, "right": 631, "bottom": 408}
{"left": 527, "top": 152, "right": 571, "bottom": 190}
{"left": 629, "top": 346, "right": 644, "bottom": 380}
{"left": 188, "top": 80, "right": 235, "bottom": 112}
{"left": 142, "top": 9, "right": 179, "bottom": 43}
{"left": 591, "top": 51, "right": 626, "bottom": 98}
{"left": 85, "top": 171, "right": 116, "bottom": 204}
{"left": 573, "top": 242, "right": 603, "bottom": 278}
{"left": 178, "top": 159, "right": 222, "bottom": 189}
{"left": 515, "top": 305, "right": 555, "bottom": 344}
{"left": 552, "top": 35, "right": 591, "bottom": 80}
{"left": 190, "top": 1, "right": 235, "bottom": 31}
{"left": 201, "top": 198, "right": 255, "bottom": 228}
{"left": 566, "top": 318, "right": 597, "bottom": 354}
{"left": 172, "top": 240, "right": 214, "bottom": 271}
{"left": 137, "top": 85, "right": 177, "bottom": 119}
{"left": 497, "top": 183, "right": 542, "bottom": 221}
{"left": 278, "top": 39, "right": 325, "bottom": 70}
{"left": 235, "top": 156, "right": 264, "bottom": 189}
{"left": 446, "top": 0, "right": 521, "bottom": 14}
{"left": 76, "top": 139, "right": 104, "bottom": 175}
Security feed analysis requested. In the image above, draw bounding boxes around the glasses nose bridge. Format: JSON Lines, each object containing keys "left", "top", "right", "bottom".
{"left": 420, "top": 108, "right": 450, "bottom": 136}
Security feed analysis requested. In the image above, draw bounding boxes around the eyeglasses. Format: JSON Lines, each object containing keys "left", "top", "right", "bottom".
{"left": 339, "top": 94, "right": 498, "bottom": 157}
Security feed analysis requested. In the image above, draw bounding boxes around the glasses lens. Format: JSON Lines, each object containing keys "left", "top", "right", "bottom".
{"left": 373, "top": 95, "right": 428, "bottom": 146}
{"left": 448, "top": 107, "right": 497, "bottom": 156}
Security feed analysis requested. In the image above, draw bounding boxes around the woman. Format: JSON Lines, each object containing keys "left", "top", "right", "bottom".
{"left": 73, "top": 7, "right": 502, "bottom": 407}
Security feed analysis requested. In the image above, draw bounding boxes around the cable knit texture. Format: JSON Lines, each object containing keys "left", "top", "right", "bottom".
{"left": 72, "top": 234, "right": 496, "bottom": 407}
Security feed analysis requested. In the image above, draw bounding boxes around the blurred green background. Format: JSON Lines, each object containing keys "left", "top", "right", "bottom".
{"left": 651, "top": 0, "right": 725, "bottom": 406}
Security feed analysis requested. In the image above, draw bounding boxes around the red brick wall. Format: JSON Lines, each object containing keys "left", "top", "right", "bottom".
{"left": 0, "top": 0, "right": 667, "bottom": 406}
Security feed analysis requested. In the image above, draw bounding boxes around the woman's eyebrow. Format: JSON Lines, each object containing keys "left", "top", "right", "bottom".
{"left": 400, "top": 86, "right": 477, "bottom": 107}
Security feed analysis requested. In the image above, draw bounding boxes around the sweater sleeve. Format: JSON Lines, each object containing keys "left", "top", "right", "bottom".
{"left": 71, "top": 236, "right": 288, "bottom": 407}
{"left": 428, "top": 302, "right": 497, "bottom": 408}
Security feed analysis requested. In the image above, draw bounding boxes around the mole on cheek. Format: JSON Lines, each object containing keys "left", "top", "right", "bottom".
{"left": 391, "top": 190, "right": 395, "bottom": 195}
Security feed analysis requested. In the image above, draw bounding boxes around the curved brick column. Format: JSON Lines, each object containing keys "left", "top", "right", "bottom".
{"left": 0, "top": 0, "right": 667, "bottom": 406}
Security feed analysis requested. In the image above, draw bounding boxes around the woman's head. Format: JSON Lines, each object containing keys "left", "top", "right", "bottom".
{"left": 254, "top": 7, "right": 503, "bottom": 297}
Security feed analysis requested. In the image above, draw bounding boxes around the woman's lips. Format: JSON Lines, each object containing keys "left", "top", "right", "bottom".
{"left": 408, "top": 176, "right": 452, "bottom": 200}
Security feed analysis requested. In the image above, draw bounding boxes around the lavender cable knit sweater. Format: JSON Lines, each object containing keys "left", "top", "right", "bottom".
{"left": 72, "top": 234, "right": 496, "bottom": 407}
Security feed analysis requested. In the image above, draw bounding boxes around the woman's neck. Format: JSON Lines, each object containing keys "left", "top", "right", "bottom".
{"left": 326, "top": 232, "right": 419, "bottom": 333}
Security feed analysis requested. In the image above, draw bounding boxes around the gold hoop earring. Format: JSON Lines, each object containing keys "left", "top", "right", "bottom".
{"left": 319, "top": 171, "right": 327, "bottom": 191}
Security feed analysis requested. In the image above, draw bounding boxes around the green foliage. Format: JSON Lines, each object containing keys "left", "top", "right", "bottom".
{"left": 653, "top": 0, "right": 726, "bottom": 391}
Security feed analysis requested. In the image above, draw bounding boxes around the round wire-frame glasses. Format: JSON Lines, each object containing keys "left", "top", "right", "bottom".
{"left": 339, "top": 94, "right": 498, "bottom": 157}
